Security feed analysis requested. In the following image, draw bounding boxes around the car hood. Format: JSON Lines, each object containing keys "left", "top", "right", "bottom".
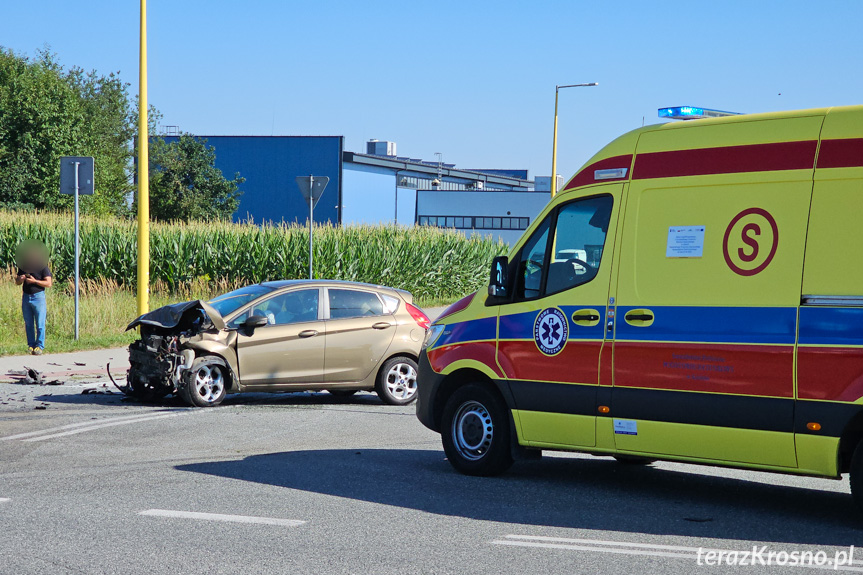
{"left": 125, "top": 300, "right": 226, "bottom": 333}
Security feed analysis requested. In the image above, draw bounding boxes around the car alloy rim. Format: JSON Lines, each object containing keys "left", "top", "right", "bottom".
{"left": 451, "top": 400, "right": 493, "bottom": 461}
{"left": 386, "top": 362, "right": 418, "bottom": 400}
{"left": 194, "top": 364, "right": 224, "bottom": 403}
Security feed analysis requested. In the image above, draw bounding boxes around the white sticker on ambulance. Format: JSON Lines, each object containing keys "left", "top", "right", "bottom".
{"left": 666, "top": 226, "right": 705, "bottom": 258}
{"left": 613, "top": 419, "right": 638, "bottom": 435}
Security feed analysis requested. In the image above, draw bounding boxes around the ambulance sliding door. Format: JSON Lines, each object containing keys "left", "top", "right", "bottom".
{"left": 497, "top": 184, "right": 623, "bottom": 449}
{"left": 611, "top": 117, "right": 821, "bottom": 467}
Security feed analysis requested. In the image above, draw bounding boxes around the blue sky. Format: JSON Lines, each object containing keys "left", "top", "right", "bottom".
{"left": 2, "top": 1, "right": 861, "bottom": 180}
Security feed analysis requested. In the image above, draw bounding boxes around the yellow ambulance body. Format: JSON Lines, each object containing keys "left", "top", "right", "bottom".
{"left": 416, "top": 105, "right": 863, "bottom": 508}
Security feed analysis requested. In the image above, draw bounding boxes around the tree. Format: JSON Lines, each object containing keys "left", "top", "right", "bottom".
{"left": 0, "top": 47, "right": 135, "bottom": 216}
{"left": 147, "top": 135, "right": 244, "bottom": 222}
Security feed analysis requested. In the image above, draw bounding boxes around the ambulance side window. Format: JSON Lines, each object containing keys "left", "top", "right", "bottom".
{"left": 515, "top": 216, "right": 551, "bottom": 300}
{"left": 545, "top": 195, "right": 613, "bottom": 295}
{"left": 513, "top": 195, "right": 613, "bottom": 302}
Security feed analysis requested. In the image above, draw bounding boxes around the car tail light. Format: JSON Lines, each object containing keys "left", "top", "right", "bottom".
{"left": 406, "top": 303, "right": 431, "bottom": 330}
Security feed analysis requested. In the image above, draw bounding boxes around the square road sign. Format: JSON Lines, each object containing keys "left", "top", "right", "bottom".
{"left": 60, "top": 156, "right": 95, "bottom": 195}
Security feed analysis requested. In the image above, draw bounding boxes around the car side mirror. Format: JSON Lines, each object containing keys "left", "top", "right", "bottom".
{"left": 242, "top": 315, "right": 269, "bottom": 333}
{"left": 488, "top": 256, "right": 509, "bottom": 298}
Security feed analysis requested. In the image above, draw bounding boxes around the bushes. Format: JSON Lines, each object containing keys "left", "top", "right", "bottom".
{"left": 0, "top": 211, "right": 507, "bottom": 302}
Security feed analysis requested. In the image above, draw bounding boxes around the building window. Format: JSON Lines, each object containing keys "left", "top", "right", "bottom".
{"left": 418, "top": 215, "right": 530, "bottom": 230}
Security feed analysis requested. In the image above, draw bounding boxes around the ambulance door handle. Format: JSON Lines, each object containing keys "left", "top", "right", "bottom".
{"left": 572, "top": 309, "right": 601, "bottom": 325}
{"left": 624, "top": 310, "right": 655, "bottom": 326}
{"left": 625, "top": 313, "right": 653, "bottom": 321}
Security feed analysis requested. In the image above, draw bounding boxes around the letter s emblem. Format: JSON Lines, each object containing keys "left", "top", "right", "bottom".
{"left": 738, "top": 223, "right": 760, "bottom": 263}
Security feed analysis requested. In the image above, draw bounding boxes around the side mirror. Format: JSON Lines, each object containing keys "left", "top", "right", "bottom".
{"left": 488, "top": 256, "right": 509, "bottom": 298}
{"left": 242, "top": 315, "right": 269, "bottom": 332}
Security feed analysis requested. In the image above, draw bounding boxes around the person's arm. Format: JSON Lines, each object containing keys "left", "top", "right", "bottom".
{"left": 25, "top": 275, "right": 53, "bottom": 289}
{"left": 24, "top": 268, "right": 53, "bottom": 289}
{"left": 14, "top": 270, "right": 26, "bottom": 285}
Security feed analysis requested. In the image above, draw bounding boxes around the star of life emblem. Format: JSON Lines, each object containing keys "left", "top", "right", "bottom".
{"left": 534, "top": 307, "right": 568, "bottom": 356}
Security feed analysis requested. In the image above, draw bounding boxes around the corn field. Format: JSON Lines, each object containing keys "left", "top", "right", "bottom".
{"left": 0, "top": 211, "right": 508, "bottom": 302}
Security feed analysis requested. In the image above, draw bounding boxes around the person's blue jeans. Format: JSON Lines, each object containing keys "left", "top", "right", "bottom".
{"left": 22, "top": 291, "right": 47, "bottom": 350}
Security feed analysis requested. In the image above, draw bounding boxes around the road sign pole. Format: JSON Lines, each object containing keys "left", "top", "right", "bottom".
{"left": 309, "top": 175, "right": 314, "bottom": 279}
{"left": 295, "top": 175, "right": 329, "bottom": 281}
{"left": 73, "top": 161, "right": 80, "bottom": 340}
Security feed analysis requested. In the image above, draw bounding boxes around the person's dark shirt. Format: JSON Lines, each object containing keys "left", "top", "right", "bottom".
{"left": 17, "top": 266, "right": 52, "bottom": 295}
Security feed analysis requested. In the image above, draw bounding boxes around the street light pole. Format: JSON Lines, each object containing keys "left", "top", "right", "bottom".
{"left": 551, "top": 82, "right": 597, "bottom": 197}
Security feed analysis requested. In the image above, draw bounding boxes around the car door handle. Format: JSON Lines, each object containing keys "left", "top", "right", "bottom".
{"left": 298, "top": 330, "right": 319, "bottom": 338}
{"left": 625, "top": 313, "right": 653, "bottom": 321}
{"left": 372, "top": 322, "right": 393, "bottom": 330}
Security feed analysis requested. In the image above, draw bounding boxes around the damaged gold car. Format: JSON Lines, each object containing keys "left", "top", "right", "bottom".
{"left": 122, "top": 281, "right": 430, "bottom": 407}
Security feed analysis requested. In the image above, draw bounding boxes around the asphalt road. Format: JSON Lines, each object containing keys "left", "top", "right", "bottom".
{"left": 2, "top": 377, "right": 863, "bottom": 575}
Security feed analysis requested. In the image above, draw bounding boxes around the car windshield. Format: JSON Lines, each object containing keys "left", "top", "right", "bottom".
{"left": 207, "top": 285, "right": 275, "bottom": 317}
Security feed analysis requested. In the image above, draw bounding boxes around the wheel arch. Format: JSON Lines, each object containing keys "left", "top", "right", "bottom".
{"left": 431, "top": 367, "right": 511, "bottom": 432}
{"left": 183, "top": 348, "right": 240, "bottom": 393}
{"left": 839, "top": 410, "right": 863, "bottom": 474}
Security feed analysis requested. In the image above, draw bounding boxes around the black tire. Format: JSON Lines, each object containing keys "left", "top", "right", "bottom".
{"left": 127, "top": 364, "right": 171, "bottom": 402}
{"left": 328, "top": 389, "right": 358, "bottom": 397}
{"left": 614, "top": 455, "right": 656, "bottom": 466}
{"left": 179, "top": 356, "right": 228, "bottom": 408}
{"left": 850, "top": 441, "right": 863, "bottom": 513}
{"left": 375, "top": 356, "right": 419, "bottom": 406}
{"left": 441, "top": 383, "right": 514, "bottom": 476}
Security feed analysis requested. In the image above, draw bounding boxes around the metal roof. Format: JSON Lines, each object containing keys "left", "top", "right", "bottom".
{"left": 343, "top": 152, "right": 533, "bottom": 189}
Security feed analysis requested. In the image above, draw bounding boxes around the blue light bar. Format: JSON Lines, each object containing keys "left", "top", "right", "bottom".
{"left": 658, "top": 106, "right": 742, "bottom": 120}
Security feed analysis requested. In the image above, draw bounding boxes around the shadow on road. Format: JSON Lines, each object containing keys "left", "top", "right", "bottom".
{"left": 177, "top": 448, "right": 862, "bottom": 545}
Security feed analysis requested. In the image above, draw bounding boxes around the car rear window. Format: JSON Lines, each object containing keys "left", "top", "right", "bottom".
{"left": 328, "top": 289, "right": 384, "bottom": 319}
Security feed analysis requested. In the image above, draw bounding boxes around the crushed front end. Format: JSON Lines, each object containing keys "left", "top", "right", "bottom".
{"left": 122, "top": 300, "right": 226, "bottom": 401}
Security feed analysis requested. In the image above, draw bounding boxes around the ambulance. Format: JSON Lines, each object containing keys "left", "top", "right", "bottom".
{"left": 416, "top": 105, "right": 863, "bottom": 509}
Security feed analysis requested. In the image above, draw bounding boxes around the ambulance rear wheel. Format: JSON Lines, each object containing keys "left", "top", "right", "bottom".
{"left": 849, "top": 441, "right": 863, "bottom": 513}
{"left": 441, "top": 384, "right": 513, "bottom": 476}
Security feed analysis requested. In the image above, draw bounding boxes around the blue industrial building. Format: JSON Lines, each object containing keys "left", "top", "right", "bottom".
{"left": 161, "top": 135, "right": 550, "bottom": 244}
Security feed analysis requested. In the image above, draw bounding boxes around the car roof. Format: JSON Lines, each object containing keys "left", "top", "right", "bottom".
{"left": 259, "top": 279, "right": 411, "bottom": 299}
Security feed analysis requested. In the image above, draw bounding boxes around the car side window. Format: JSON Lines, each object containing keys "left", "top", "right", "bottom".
{"left": 515, "top": 215, "right": 551, "bottom": 300}
{"left": 235, "top": 289, "right": 319, "bottom": 327}
{"left": 545, "top": 196, "right": 613, "bottom": 295}
{"left": 328, "top": 289, "right": 384, "bottom": 319}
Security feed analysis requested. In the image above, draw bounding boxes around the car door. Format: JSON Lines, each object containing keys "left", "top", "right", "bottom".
{"left": 497, "top": 187, "right": 622, "bottom": 449}
{"left": 234, "top": 288, "right": 325, "bottom": 388}
{"left": 323, "top": 288, "right": 397, "bottom": 383}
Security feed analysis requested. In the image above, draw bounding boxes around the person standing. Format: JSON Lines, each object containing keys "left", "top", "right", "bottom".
{"left": 15, "top": 243, "right": 53, "bottom": 355}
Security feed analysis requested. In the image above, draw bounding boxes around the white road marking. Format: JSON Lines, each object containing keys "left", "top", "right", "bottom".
{"left": 138, "top": 509, "right": 305, "bottom": 527}
{"left": 1, "top": 410, "right": 194, "bottom": 441}
{"left": 0, "top": 498, "right": 10, "bottom": 503}
{"left": 23, "top": 411, "right": 196, "bottom": 442}
{"left": 493, "top": 535, "right": 863, "bottom": 572}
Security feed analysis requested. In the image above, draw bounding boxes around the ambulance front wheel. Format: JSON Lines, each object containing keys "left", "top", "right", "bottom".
{"left": 441, "top": 384, "right": 514, "bottom": 476}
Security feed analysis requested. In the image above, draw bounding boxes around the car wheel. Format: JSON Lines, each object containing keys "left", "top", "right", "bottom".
{"left": 127, "top": 364, "right": 171, "bottom": 402}
{"left": 613, "top": 455, "right": 656, "bottom": 465}
{"left": 180, "top": 357, "right": 228, "bottom": 408}
{"left": 328, "top": 389, "right": 358, "bottom": 397}
{"left": 375, "top": 357, "right": 419, "bottom": 406}
{"left": 850, "top": 441, "right": 863, "bottom": 513}
{"left": 441, "top": 384, "right": 513, "bottom": 476}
